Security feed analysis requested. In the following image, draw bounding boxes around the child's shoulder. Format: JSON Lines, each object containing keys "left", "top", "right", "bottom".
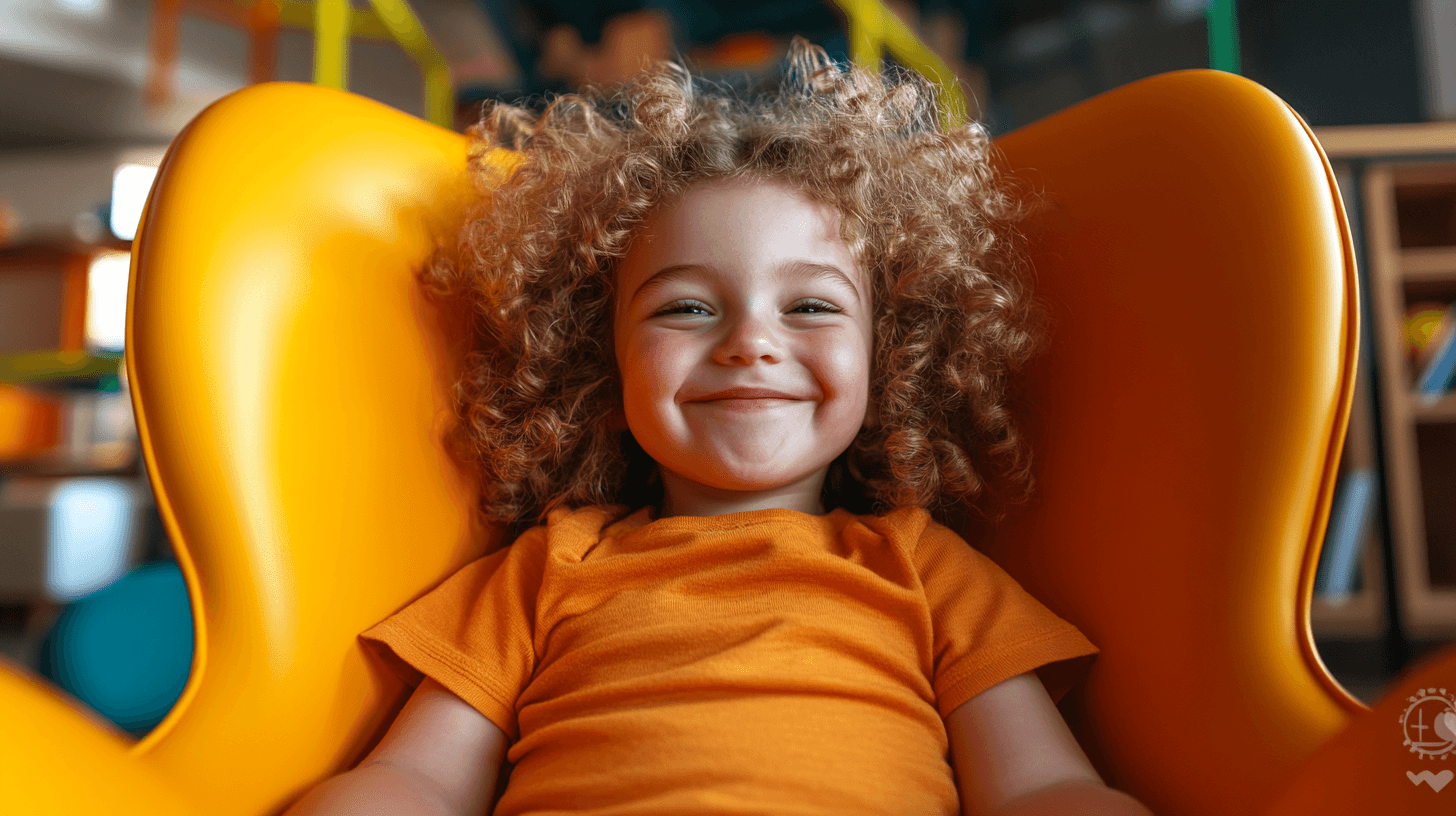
{"left": 847, "top": 504, "right": 994, "bottom": 565}
{"left": 510, "top": 503, "right": 642, "bottom": 547}
{"left": 853, "top": 504, "right": 960, "bottom": 542}
{"left": 543, "top": 503, "right": 638, "bottom": 529}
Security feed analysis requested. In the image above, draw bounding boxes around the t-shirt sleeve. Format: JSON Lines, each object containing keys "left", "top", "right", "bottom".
{"left": 358, "top": 527, "right": 546, "bottom": 740}
{"left": 916, "top": 523, "right": 1099, "bottom": 718}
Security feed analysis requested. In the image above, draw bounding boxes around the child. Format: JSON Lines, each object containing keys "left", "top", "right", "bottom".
{"left": 286, "top": 37, "right": 1154, "bottom": 816}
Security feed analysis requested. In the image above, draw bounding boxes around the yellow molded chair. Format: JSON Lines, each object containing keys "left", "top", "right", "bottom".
{"left": 3, "top": 70, "right": 1453, "bottom": 816}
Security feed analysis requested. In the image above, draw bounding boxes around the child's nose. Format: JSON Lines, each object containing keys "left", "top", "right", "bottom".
{"left": 713, "top": 314, "right": 783, "bottom": 365}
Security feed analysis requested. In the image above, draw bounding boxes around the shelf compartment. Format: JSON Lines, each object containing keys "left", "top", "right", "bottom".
{"left": 1415, "top": 422, "right": 1456, "bottom": 590}
{"left": 1361, "top": 162, "right": 1456, "bottom": 638}
{"left": 1398, "top": 279, "right": 1456, "bottom": 399}
{"left": 1394, "top": 166, "right": 1456, "bottom": 249}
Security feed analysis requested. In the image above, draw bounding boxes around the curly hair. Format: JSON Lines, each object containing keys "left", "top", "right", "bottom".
{"left": 426, "top": 36, "right": 1049, "bottom": 536}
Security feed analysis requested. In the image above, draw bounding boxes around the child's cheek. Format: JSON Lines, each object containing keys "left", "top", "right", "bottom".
{"left": 805, "top": 335, "right": 871, "bottom": 425}
{"left": 633, "top": 334, "right": 681, "bottom": 391}
{"left": 620, "top": 332, "right": 685, "bottom": 422}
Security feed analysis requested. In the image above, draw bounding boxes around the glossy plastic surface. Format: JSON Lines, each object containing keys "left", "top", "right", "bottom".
{"left": 0, "top": 71, "right": 1367, "bottom": 815}
{"left": 0, "top": 660, "right": 199, "bottom": 815}
{"left": 128, "top": 82, "right": 495, "bottom": 814}
{"left": 1265, "top": 641, "right": 1456, "bottom": 815}
{"left": 981, "top": 69, "right": 1363, "bottom": 816}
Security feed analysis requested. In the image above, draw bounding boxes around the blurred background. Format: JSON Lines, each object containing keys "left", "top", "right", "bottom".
{"left": 2, "top": 0, "right": 1455, "bottom": 738}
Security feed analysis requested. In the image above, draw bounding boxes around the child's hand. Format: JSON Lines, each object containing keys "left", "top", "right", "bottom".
{"left": 947, "top": 672, "right": 1156, "bottom": 816}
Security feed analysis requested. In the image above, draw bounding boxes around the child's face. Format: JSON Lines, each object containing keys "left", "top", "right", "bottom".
{"left": 613, "top": 177, "right": 874, "bottom": 515}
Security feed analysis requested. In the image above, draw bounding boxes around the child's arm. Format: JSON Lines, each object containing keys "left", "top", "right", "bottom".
{"left": 946, "top": 672, "right": 1156, "bottom": 816}
{"left": 283, "top": 678, "right": 507, "bottom": 816}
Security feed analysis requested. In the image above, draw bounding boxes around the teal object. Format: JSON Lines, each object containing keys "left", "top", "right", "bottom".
{"left": 39, "top": 561, "right": 195, "bottom": 736}
{"left": 1207, "top": 0, "right": 1241, "bottom": 74}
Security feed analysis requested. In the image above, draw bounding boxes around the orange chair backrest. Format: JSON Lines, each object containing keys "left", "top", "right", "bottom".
{"left": 981, "top": 70, "right": 1362, "bottom": 816}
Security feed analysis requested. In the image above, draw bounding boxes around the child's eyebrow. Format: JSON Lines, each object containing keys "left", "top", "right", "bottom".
{"left": 631, "top": 260, "right": 864, "bottom": 305}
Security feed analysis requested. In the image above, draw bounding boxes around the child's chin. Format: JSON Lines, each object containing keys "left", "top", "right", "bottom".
{"left": 691, "top": 467, "right": 814, "bottom": 494}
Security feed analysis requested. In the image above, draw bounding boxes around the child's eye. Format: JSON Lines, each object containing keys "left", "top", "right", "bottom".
{"left": 656, "top": 300, "right": 710, "bottom": 316}
{"left": 792, "top": 299, "right": 841, "bottom": 314}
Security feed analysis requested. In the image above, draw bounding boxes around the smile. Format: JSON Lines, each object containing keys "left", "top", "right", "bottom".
{"left": 691, "top": 398, "right": 801, "bottom": 412}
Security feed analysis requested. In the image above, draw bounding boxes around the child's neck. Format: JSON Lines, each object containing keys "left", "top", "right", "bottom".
{"left": 658, "top": 469, "right": 829, "bottom": 518}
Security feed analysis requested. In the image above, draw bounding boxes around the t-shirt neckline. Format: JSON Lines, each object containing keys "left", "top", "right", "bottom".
{"left": 607, "top": 504, "right": 860, "bottom": 537}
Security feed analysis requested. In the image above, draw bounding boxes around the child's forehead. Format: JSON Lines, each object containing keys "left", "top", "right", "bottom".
{"left": 639, "top": 175, "right": 846, "bottom": 237}
{"left": 613, "top": 176, "right": 870, "bottom": 302}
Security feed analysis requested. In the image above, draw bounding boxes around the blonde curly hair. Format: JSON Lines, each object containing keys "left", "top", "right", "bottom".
{"left": 427, "top": 36, "right": 1048, "bottom": 535}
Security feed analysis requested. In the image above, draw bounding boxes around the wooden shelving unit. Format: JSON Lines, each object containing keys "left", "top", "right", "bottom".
{"left": 1315, "top": 124, "right": 1456, "bottom": 640}
{"left": 1363, "top": 164, "right": 1456, "bottom": 639}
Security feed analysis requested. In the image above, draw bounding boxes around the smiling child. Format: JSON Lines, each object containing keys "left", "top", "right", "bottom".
{"left": 284, "top": 36, "right": 1155, "bottom": 816}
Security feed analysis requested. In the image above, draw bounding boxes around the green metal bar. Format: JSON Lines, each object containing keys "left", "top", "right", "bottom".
{"left": 313, "top": 0, "right": 350, "bottom": 89}
{"left": 1207, "top": 0, "right": 1241, "bottom": 74}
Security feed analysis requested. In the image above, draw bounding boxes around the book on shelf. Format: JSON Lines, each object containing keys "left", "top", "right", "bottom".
{"left": 1314, "top": 467, "right": 1377, "bottom": 602}
{"left": 1413, "top": 301, "right": 1456, "bottom": 405}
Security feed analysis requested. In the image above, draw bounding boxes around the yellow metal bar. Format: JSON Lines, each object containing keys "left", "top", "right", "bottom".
{"left": 833, "top": 0, "right": 969, "bottom": 130}
{"left": 274, "top": 0, "right": 452, "bottom": 128}
{"left": 313, "top": 0, "right": 350, "bottom": 89}
{"left": 367, "top": 0, "right": 454, "bottom": 128}
{"left": 879, "top": 6, "right": 966, "bottom": 127}
{"left": 844, "top": 0, "right": 883, "bottom": 70}
{"left": 278, "top": 0, "right": 392, "bottom": 39}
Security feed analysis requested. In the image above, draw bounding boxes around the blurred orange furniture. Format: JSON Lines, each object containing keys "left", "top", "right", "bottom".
{"left": 2, "top": 70, "right": 1453, "bottom": 815}
{"left": 0, "top": 384, "right": 61, "bottom": 461}
{"left": 0, "top": 246, "right": 88, "bottom": 461}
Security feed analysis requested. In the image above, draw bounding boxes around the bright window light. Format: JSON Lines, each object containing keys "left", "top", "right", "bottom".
{"left": 46, "top": 478, "right": 136, "bottom": 602}
{"left": 54, "top": 0, "right": 110, "bottom": 17}
{"left": 110, "top": 163, "right": 158, "bottom": 242}
{"left": 87, "top": 251, "right": 131, "bottom": 351}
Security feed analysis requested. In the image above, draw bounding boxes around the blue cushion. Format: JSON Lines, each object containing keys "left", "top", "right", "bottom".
{"left": 39, "top": 561, "right": 194, "bottom": 736}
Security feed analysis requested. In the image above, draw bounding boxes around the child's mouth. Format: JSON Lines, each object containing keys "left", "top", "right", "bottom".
{"left": 695, "top": 398, "right": 800, "bottom": 412}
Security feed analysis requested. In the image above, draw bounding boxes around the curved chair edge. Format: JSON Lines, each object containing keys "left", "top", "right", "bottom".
{"left": 1279, "top": 94, "right": 1370, "bottom": 721}
{"left": 124, "top": 110, "right": 209, "bottom": 759}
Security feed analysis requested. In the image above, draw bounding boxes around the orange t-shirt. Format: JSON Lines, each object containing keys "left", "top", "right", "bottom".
{"left": 361, "top": 504, "right": 1098, "bottom": 815}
